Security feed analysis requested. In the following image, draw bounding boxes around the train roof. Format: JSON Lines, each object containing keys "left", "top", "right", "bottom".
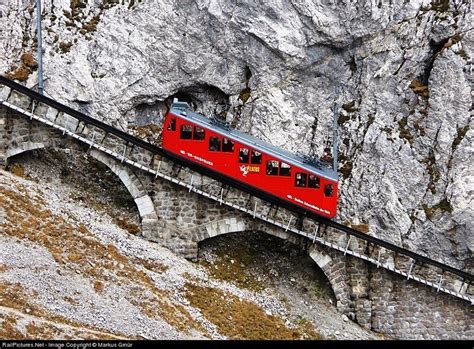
{"left": 169, "top": 100, "right": 338, "bottom": 182}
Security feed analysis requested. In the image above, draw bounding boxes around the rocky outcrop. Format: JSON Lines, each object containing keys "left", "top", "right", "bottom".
{"left": 1, "top": 0, "right": 472, "bottom": 269}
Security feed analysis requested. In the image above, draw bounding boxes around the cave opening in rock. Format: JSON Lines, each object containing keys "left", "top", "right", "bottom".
{"left": 165, "top": 84, "right": 230, "bottom": 120}
{"left": 128, "top": 84, "right": 230, "bottom": 141}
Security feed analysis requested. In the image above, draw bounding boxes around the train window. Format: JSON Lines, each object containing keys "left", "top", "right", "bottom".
{"left": 279, "top": 162, "right": 291, "bottom": 176}
{"left": 324, "top": 184, "right": 334, "bottom": 197}
{"left": 209, "top": 137, "right": 221, "bottom": 151}
{"left": 295, "top": 173, "right": 307, "bottom": 187}
{"left": 193, "top": 126, "right": 205, "bottom": 140}
{"left": 239, "top": 148, "right": 249, "bottom": 163}
{"left": 308, "top": 175, "right": 320, "bottom": 189}
{"left": 222, "top": 138, "right": 234, "bottom": 152}
{"left": 180, "top": 124, "right": 192, "bottom": 139}
{"left": 167, "top": 118, "right": 176, "bottom": 131}
{"left": 266, "top": 160, "right": 279, "bottom": 175}
{"left": 251, "top": 150, "right": 262, "bottom": 164}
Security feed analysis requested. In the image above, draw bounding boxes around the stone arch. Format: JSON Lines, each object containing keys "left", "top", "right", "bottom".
{"left": 194, "top": 217, "right": 349, "bottom": 312}
{"left": 193, "top": 217, "right": 301, "bottom": 243}
{"left": 88, "top": 149, "right": 158, "bottom": 223}
{"left": 308, "top": 244, "right": 351, "bottom": 313}
{"left": 5, "top": 141, "right": 45, "bottom": 163}
{"left": 5, "top": 141, "right": 159, "bottom": 236}
{"left": 194, "top": 216, "right": 250, "bottom": 241}
{"left": 192, "top": 219, "right": 350, "bottom": 313}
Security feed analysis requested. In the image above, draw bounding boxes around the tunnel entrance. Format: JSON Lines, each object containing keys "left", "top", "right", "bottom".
{"left": 128, "top": 84, "right": 230, "bottom": 127}
{"left": 165, "top": 84, "right": 230, "bottom": 120}
{"left": 127, "top": 84, "right": 230, "bottom": 145}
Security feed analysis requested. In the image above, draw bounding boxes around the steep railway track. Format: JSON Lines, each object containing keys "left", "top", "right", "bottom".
{"left": 0, "top": 76, "right": 472, "bottom": 304}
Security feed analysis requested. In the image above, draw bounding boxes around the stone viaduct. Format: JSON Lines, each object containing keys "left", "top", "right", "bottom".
{"left": 0, "top": 99, "right": 471, "bottom": 339}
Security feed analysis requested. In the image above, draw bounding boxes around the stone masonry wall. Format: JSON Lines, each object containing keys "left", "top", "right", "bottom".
{"left": 310, "top": 246, "right": 472, "bottom": 339}
{"left": 136, "top": 169, "right": 474, "bottom": 339}
{"left": 368, "top": 263, "right": 472, "bottom": 339}
{"left": 1, "top": 106, "right": 472, "bottom": 339}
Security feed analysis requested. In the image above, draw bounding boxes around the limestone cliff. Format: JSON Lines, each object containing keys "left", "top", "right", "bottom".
{"left": 1, "top": 0, "right": 472, "bottom": 269}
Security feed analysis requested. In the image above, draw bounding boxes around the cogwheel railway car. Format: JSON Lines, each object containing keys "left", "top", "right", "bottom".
{"left": 162, "top": 100, "right": 338, "bottom": 219}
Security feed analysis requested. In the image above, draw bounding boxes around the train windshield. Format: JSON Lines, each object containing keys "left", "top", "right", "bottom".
{"left": 167, "top": 118, "right": 176, "bottom": 131}
{"left": 324, "top": 184, "right": 334, "bottom": 197}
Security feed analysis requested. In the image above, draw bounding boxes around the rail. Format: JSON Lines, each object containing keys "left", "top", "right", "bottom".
{"left": 0, "top": 76, "right": 472, "bottom": 303}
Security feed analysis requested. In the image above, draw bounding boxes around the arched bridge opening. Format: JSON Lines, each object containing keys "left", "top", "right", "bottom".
{"left": 196, "top": 229, "right": 337, "bottom": 305}
{"left": 1, "top": 76, "right": 473, "bottom": 339}
{"left": 5, "top": 147, "right": 145, "bottom": 235}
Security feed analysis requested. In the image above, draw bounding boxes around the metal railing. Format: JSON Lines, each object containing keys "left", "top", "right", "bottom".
{"left": 0, "top": 76, "right": 472, "bottom": 303}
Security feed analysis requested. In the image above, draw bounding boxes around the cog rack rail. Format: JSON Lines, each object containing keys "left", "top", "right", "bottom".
{"left": 0, "top": 76, "right": 472, "bottom": 304}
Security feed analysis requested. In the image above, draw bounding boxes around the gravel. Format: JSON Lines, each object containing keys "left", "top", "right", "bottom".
{"left": 0, "top": 149, "right": 381, "bottom": 340}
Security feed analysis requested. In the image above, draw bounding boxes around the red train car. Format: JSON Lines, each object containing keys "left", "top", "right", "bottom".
{"left": 162, "top": 100, "right": 338, "bottom": 219}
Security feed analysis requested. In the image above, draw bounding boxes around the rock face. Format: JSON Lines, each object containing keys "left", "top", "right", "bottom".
{"left": 1, "top": 0, "right": 472, "bottom": 269}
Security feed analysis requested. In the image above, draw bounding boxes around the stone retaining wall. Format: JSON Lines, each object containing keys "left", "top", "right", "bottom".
{"left": 1, "top": 105, "right": 471, "bottom": 339}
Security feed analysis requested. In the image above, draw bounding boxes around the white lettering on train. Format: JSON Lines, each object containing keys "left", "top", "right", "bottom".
{"left": 180, "top": 150, "right": 214, "bottom": 166}
{"left": 286, "top": 194, "right": 330, "bottom": 215}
